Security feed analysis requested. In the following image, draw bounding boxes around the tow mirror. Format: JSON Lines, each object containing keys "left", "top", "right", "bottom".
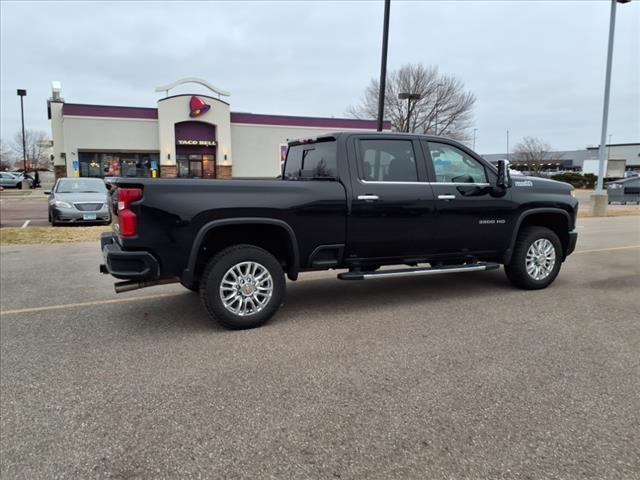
{"left": 496, "top": 159, "right": 512, "bottom": 189}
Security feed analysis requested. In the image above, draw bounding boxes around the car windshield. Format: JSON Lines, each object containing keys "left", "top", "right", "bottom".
{"left": 56, "top": 179, "right": 106, "bottom": 193}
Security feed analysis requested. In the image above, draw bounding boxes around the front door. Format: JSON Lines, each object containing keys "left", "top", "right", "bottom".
{"left": 423, "top": 140, "right": 514, "bottom": 255}
{"left": 346, "top": 137, "right": 437, "bottom": 262}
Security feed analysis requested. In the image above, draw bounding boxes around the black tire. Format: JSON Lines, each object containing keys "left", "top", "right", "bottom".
{"left": 50, "top": 210, "right": 60, "bottom": 227}
{"left": 16, "top": 182, "right": 22, "bottom": 190}
{"left": 199, "top": 244, "right": 285, "bottom": 329}
{"left": 505, "top": 226, "right": 562, "bottom": 290}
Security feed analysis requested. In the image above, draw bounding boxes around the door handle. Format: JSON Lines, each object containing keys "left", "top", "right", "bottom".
{"left": 438, "top": 194, "right": 456, "bottom": 200}
{"left": 357, "top": 194, "right": 380, "bottom": 201}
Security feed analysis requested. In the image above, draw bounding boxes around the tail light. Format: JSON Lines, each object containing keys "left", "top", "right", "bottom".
{"left": 117, "top": 187, "right": 142, "bottom": 237}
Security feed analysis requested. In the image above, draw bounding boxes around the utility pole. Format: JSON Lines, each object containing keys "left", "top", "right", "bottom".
{"left": 399, "top": 92, "right": 421, "bottom": 132}
{"left": 17, "top": 89, "right": 27, "bottom": 171}
{"left": 592, "top": 0, "right": 631, "bottom": 216}
{"left": 434, "top": 82, "right": 443, "bottom": 135}
{"left": 506, "top": 130, "right": 510, "bottom": 161}
{"left": 376, "top": 0, "right": 391, "bottom": 132}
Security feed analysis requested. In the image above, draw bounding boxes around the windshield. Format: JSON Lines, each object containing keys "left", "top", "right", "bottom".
{"left": 56, "top": 178, "right": 106, "bottom": 193}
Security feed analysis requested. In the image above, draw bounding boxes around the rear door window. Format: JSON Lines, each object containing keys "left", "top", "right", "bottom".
{"left": 358, "top": 139, "right": 418, "bottom": 182}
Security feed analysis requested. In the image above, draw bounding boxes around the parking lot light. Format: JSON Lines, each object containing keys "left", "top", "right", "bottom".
{"left": 592, "top": 0, "right": 632, "bottom": 216}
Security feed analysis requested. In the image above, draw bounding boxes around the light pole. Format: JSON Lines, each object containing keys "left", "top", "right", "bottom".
{"left": 506, "top": 129, "right": 510, "bottom": 161}
{"left": 398, "top": 92, "right": 421, "bottom": 132}
{"left": 17, "top": 89, "right": 27, "bottom": 171}
{"left": 434, "top": 82, "right": 443, "bottom": 135}
{"left": 592, "top": 0, "right": 631, "bottom": 217}
{"left": 376, "top": 0, "right": 391, "bottom": 132}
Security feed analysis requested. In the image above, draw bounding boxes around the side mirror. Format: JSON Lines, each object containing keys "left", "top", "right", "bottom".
{"left": 497, "top": 160, "right": 512, "bottom": 189}
{"left": 44, "top": 191, "right": 51, "bottom": 195}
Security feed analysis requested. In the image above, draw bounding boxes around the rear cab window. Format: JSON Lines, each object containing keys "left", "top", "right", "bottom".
{"left": 283, "top": 139, "right": 337, "bottom": 180}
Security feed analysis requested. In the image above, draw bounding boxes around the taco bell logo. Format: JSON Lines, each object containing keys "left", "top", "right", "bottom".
{"left": 189, "top": 96, "right": 211, "bottom": 118}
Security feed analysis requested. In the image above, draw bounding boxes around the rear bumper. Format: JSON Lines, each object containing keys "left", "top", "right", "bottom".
{"left": 100, "top": 232, "right": 159, "bottom": 280}
{"left": 566, "top": 229, "right": 578, "bottom": 257}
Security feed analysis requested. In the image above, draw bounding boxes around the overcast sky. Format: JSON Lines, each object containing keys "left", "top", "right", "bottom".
{"left": 1, "top": 0, "right": 638, "bottom": 153}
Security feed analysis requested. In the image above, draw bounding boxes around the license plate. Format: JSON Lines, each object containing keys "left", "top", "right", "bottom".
{"left": 83, "top": 213, "right": 97, "bottom": 220}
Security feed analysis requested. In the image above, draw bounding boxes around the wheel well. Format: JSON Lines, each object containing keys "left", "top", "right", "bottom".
{"left": 518, "top": 212, "right": 570, "bottom": 256}
{"left": 193, "top": 224, "right": 295, "bottom": 282}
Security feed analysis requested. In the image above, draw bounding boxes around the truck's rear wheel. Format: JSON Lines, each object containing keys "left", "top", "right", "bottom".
{"left": 505, "top": 226, "right": 562, "bottom": 290}
{"left": 199, "top": 245, "right": 285, "bottom": 329}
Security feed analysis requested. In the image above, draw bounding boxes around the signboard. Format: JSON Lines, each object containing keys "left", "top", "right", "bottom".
{"left": 176, "top": 139, "right": 216, "bottom": 147}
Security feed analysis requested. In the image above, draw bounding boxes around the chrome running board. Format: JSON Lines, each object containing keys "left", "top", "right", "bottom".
{"left": 337, "top": 262, "right": 500, "bottom": 281}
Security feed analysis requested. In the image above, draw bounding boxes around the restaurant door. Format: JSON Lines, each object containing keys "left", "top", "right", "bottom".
{"left": 175, "top": 121, "right": 217, "bottom": 179}
{"left": 176, "top": 154, "right": 216, "bottom": 178}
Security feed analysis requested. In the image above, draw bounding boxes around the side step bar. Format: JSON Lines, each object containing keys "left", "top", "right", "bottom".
{"left": 337, "top": 262, "right": 500, "bottom": 281}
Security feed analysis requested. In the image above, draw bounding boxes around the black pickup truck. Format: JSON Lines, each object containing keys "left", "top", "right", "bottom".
{"left": 100, "top": 132, "right": 578, "bottom": 329}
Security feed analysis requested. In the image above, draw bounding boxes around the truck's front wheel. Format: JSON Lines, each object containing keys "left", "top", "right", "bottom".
{"left": 199, "top": 245, "right": 285, "bottom": 329}
{"left": 505, "top": 226, "right": 562, "bottom": 290}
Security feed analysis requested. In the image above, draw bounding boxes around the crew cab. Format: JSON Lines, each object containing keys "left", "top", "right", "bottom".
{"left": 100, "top": 132, "right": 578, "bottom": 329}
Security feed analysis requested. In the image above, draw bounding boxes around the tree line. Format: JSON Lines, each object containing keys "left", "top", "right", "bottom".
{"left": 0, "top": 130, "right": 52, "bottom": 171}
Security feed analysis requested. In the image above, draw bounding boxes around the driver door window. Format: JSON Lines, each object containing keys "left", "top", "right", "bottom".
{"left": 427, "top": 142, "right": 487, "bottom": 183}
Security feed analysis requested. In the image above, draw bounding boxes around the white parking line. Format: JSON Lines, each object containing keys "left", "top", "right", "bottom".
{"left": 21, "top": 220, "right": 30, "bottom": 228}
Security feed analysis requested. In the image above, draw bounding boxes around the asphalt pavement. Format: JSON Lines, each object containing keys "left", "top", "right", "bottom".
{"left": 1, "top": 216, "right": 639, "bottom": 479}
{"left": 0, "top": 194, "right": 49, "bottom": 228}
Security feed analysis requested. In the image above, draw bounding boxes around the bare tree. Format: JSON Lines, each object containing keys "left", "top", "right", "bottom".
{"left": 347, "top": 63, "right": 476, "bottom": 141}
{"left": 512, "top": 137, "right": 562, "bottom": 176}
{"left": 0, "top": 139, "right": 14, "bottom": 171}
{"left": 10, "top": 130, "right": 52, "bottom": 170}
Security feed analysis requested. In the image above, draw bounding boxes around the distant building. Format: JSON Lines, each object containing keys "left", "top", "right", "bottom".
{"left": 482, "top": 143, "right": 640, "bottom": 172}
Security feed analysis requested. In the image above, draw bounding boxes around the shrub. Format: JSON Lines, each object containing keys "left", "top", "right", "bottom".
{"left": 550, "top": 172, "right": 597, "bottom": 189}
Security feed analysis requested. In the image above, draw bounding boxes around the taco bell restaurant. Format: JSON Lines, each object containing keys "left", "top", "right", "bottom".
{"left": 47, "top": 79, "right": 388, "bottom": 180}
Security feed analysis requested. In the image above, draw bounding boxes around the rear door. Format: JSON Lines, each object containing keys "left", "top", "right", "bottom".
{"left": 422, "top": 140, "right": 514, "bottom": 255}
{"left": 345, "top": 135, "right": 437, "bottom": 261}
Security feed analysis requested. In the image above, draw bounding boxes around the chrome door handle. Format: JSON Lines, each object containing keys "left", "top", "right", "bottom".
{"left": 438, "top": 194, "right": 456, "bottom": 200}
{"left": 358, "top": 194, "right": 380, "bottom": 201}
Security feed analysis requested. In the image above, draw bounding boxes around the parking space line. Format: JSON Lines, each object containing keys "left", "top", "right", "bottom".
{"left": 0, "top": 292, "right": 183, "bottom": 316}
{"left": 573, "top": 245, "right": 640, "bottom": 255}
{"left": 21, "top": 220, "right": 30, "bottom": 228}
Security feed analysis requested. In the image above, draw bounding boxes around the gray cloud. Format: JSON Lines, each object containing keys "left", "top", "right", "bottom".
{"left": 1, "top": 0, "right": 638, "bottom": 153}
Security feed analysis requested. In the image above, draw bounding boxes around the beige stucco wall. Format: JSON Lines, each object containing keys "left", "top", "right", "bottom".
{"left": 157, "top": 95, "right": 232, "bottom": 167}
{"left": 49, "top": 102, "right": 66, "bottom": 168}
{"left": 60, "top": 116, "right": 159, "bottom": 176}
{"left": 231, "top": 124, "right": 360, "bottom": 178}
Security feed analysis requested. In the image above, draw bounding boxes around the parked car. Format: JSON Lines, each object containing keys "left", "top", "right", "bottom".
{"left": 0, "top": 172, "right": 29, "bottom": 189}
{"left": 46, "top": 177, "right": 111, "bottom": 226}
{"left": 100, "top": 132, "right": 578, "bottom": 330}
{"left": 607, "top": 176, "right": 640, "bottom": 204}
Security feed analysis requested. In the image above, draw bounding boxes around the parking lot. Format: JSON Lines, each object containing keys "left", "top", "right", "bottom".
{"left": 0, "top": 216, "right": 638, "bottom": 478}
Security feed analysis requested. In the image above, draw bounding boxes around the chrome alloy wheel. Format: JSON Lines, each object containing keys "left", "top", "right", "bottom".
{"left": 525, "top": 238, "right": 556, "bottom": 281}
{"left": 219, "top": 261, "right": 273, "bottom": 316}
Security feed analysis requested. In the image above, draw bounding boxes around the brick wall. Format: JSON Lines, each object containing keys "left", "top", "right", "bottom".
{"left": 216, "top": 165, "right": 232, "bottom": 179}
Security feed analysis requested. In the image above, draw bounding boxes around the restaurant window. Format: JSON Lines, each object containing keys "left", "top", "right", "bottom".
{"left": 78, "top": 152, "right": 159, "bottom": 178}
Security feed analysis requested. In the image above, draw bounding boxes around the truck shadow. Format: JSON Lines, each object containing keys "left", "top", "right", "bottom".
{"left": 278, "top": 270, "right": 514, "bottom": 323}
{"left": 128, "top": 269, "right": 524, "bottom": 334}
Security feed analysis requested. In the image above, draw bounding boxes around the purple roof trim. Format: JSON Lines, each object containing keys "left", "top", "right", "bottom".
{"left": 60, "top": 102, "right": 392, "bottom": 129}
{"left": 230, "top": 112, "right": 391, "bottom": 130}
{"left": 62, "top": 103, "right": 158, "bottom": 119}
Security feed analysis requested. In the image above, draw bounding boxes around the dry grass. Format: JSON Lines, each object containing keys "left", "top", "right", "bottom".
{"left": 578, "top": 208, "right": 640, "bottom": 218}
{"left": 0, "top": 226, "right": 111, "bottom": 245}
